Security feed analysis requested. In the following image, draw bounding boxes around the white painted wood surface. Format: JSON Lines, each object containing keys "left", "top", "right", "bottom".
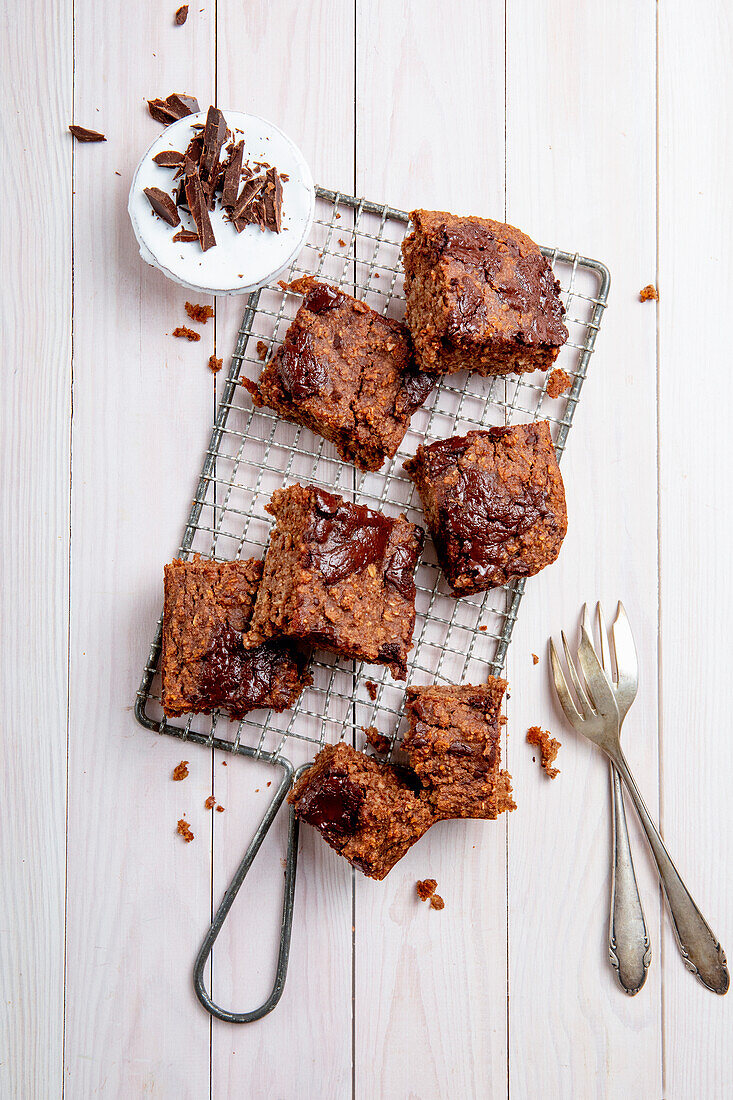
{"left": 2, "top": 1, "right": 732, "bottom": 1097}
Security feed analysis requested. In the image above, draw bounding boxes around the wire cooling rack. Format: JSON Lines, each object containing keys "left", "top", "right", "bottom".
{"left": 135, "top": 186, "right": 610, "bottom": 1023}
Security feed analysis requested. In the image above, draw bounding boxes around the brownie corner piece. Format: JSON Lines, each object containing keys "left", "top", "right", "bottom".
{"left": 244, "top": 277, "right": 435, "bottom": 471}
{"left": 161, "top": 555, "right": 311, "bottom": 718}
{"left": 404, "top": 420, "right": 567, "bottom": 595}
{"left": 401, "top": 208, "right": 568, "bottom": 376}
{"left": 403, "top": 678, "right": 515, "bottom": 820}
{"left": 288, "top": 741, "right": 435, "bottom": 879}
{"left": 248, "top": 483, "right": 424, "bottom": 680}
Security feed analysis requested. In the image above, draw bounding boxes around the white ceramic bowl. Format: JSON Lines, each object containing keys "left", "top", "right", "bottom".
{"left": 128, "top": 110, "right": 315, "bottom": 295}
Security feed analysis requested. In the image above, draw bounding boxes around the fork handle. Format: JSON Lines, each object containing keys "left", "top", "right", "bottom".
{"left": 610, "top": 747, "right": 729, "bottom": 994}
{"left": 609, "top": 762, "right": 651, "bottom": 994}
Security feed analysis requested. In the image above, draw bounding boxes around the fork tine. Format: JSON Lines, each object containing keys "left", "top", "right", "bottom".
{"left": 549, "top": 638, "right": 583, "bottom": 728}
{"left": 596, "top": 601, "right": 614, "bottom": 681}
{"left": 577, "top": 625, "right": 619, "bottom": 723}
{"left": 561, "top": 630, "right": 596, "bottom": 720}
{"left": 611, "top": 601, "right": 638, "bottom": 688}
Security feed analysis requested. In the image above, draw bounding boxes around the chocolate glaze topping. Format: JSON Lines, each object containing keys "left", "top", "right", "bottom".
{"left": 304, "top": 282, "right": 346, "bottom": 313}
{"left": 297, "top": 771, "right": 364, "bottom": 842}
{"left": 304, "top": 488, "right": 391, "bottom": 585}
{"left": 275, "top": 329, "right": 327, "bottom": 399}
{"left": 200, "top": 626, "right": 299, "bottom": 714}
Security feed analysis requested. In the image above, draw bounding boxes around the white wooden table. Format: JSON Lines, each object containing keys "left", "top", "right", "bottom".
{"left": 3, "top": 2, "right": 732, "bottom": 1096}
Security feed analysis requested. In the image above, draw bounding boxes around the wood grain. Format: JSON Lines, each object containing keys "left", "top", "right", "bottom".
{"left": 0, "top": 2, "right": 72, "bottom": 1096}
{"left": 62, "top": 3, "right": 216, "bottom": 1095}
{"left": 354, "top": 4, "right": 509, "bottom": 1098}
{"left": 659, "top": 1, "right": 733, "bottom": 1094}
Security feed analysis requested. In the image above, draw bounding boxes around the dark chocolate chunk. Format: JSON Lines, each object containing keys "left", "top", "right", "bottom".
{"left": 147, "top": 98, "right": 179, "bottom": 126}
{"left": 174, "top": 4, "right": 188, "bottom": 24}
{"left": 221, "top": 140, "right": 244, "bottom": 207}
{"left": 384, "top": 530, "right": 425, "bottom": 599}
{"left": 199, "top": 105, "right": 227, "bottom": 184}
{"left": 172, "top": 228, "right": 199, "bottom": 242}
{"left": 153, "top": 149, "right": 185, "bottom": 168}
{"left": 261, "top": 166, "right": 284, "bottom": 232}
{"left": 303, "top": 282, "right": 345, "bottom": 313}
{"left": 295, "top": 769, "right": 365, "bottom": 843}
{"left": 231, "top": 173, "right": 266, "bottom": 222}
{"left": 68, "top": 125, "right": 106, "bottom": 143}
{"left": 184, "top": 169, "right": 216, "bottom": 251}
{"left": 401, "top": 366, "right": 437, "bottom": 413}
{"left": 275, "top": 329, "right": 326, "bottom": 399}
{"left": 303, "top": 488, "right": 392, "bottom": 585}
{"left": 199, "top": 626, "right": 301, "bottom": 715}
{"left": 165, "top": 93, "right": 200, "bottom": 118}
{"left": 143, "top": 186, "right": 181, "bottom": 227}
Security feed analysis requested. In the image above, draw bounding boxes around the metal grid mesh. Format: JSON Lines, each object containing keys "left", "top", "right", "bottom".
{"left": 135, "top": 187, "right": 609, "bottom": 768}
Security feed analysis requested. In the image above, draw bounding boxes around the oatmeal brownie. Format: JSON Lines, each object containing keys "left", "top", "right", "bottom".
{"left": 247, "top": 484, "right": 424, "bottom": 679}
{"left": 403, "top": 679, "right": 515, "bottom": 819}
{"left": 401, "top": 209, "right": 568, "bottom": 376}
{"left": 162, "top": 556, "right": 311, "bottom": 718}
{"left": 404, "top": 422, "right": 567, "bottom": 595}
{"left": 242, "top": 277, "right": 435, "bottom": 471}
{"left": 288, "top": 742, "right": 435, "bottom": 879}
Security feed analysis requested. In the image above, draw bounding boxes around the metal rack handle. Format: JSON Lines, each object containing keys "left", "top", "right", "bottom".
{"left": 193, "top": 756, "right": 301, "bottom": 1023}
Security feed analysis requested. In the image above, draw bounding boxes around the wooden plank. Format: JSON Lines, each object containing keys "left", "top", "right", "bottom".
{"left": 63, "top": 3, "right": 216, "bottom": 1095}
{"left": 354, "top": 4, "right": 509, "bottom": 1098}
{"left": 505, "top": 2, "right": 662, "bottom": 1096}
{"left": 209, "top": 3, "right": 356, "bottom": 1096}
{"left": 0, "top": 2, "right": 73, "bottom": 1095}
{"left": 658, "top": 2, "right": 733, "bottom": 1094}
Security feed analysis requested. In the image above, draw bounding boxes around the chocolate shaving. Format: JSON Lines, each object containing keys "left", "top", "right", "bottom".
{"left": 231, "top": 173, "right": 266, "bottom": 224}
{"left": 69, "top": 125, "right": 106, "bottom": 143}
{"left": 153, "top": 149, "right": 185, "bottom": 168}
{"left": 221, "top": 140, "right": 244, "bottom": 207}
{"left": 184, "top": 169, "right": 216, "bottom": 250}
{"left": 143, "top": 186, "right": 181, "bottom": 226}
{"left": 174, "top": 4, "right": 188, "bottom": 24}
{"left": 172, "top": 229, "right": 199, "bottom": 243}
{"left": 261, "top": 167, "right": 283, "bottom": 232}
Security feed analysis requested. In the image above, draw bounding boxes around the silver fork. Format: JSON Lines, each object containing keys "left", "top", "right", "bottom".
{"left": 580, "top": 602, "right": 651, "bottom": 994}
{"left": 550, "top": 606, "right": 729, "bottom": 995}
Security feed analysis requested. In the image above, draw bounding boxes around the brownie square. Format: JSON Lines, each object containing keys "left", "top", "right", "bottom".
{"left": 404, "top": 422, "right": 567, "bottom": 595}
{"left": 162, "top": 556, "right": 311, "bottom": 718}
{"left": 288, "top": 742, "right": 435, "bottom": 879}
{"left": 247, "top": 484, "right": 424, "bottom": 680}
{"left": 403, "top": 679, "right": 515, "bottom": 820}
{"left": 401, "top": 209, "right": 568, "bottom": 376}
{"left": 242, "top": 277, "right": 435, "bottom": 471}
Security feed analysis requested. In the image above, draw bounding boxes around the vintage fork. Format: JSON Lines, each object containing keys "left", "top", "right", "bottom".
{"left": 549, "top": 608, "right": 729, "bottom": 995}
{"left": 579, "top": 602, "right": 651, "bottom": 994}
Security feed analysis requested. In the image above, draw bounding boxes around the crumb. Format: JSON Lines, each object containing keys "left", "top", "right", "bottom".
{"left": 208, "top": 355, "right": 223, "bottom": 373}
{"left": 222, "top": 760, "right": 227, "bottom": 766}
{"left": 204, "top": 795, "right": 216, "bottom": 809}
{"left": 256, "top": 340, "right": 268, "bottom": 361}
{"left": 174, "top": 4, "right": 188, "bottom": 23}
{"left": 416, "top": 878, "right": 437, "bottom": 901}
{"left": 255, "top": 788, "right": 260, "bottom": 793}
{"left": 185, "top": 301, "right": 214, "bottom": 324}
{"left": 215, "top": 804, "right": 224, "bottom": 812}
{"left": 114, "top": 171, "right": 121, "bottom": 176}
{"left": 640, "top": 283, "right": 658, "bottom": 302}
{"left": 338, "top": 238, "right": 347, "bottom": 247}
{"left": 526, "top": 726, "right": 561, "bottom": 778}
{"left": 546, "top": 368, "right": 572, "bottom": 398}
{"left": 172, "top": 760, "right": 189, "bottom": 781}
{"left": 532, "top": 653, "right": 539, "bottom": 665}
{"left": 172, "top": 326, "right": 201, "bottom": 341}
{"left": 366, "top": 680, "right": 378, "bottom": 701}
{"left": 267, "top": 781, "right": 272, "bottom": 787}
{"left": 335, "top": 212, "right": 341, "bottom": 219}
{"left": 429, "top": 894, "right": 445, "bottom": 911}
{"left": 177, "top": 818, "right": 194, "bottom": 842}
{"left": 280, "top": 173, "right": 290, "bottom": 181}
{"left": 363, "top": 725, "right": 390, "bottom": 755}
{"left": 374, "top": 273, "right": 379, "bottom": 279}
{"left": 479, "top": 625, "right": 488, "bottom": 631}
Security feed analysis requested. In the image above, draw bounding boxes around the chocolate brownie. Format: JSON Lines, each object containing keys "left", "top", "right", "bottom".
{"left": 403, "top": 679, "right": 515, "bottom": 819}
{"left": 242, "top": 277, "right": 435, "bottom": 471}
{"left": 404, "top": 422, "right": 567, "bottom": 595}
{"left": 162, "top": 556, "right": 311, "bottom": 718}
{"left": 401, "top": 209, "right": 568, "bottom": 376}
{"left": 246, "top": 484, "right": 424, "bottom": 679}
{"left": 288, "top": 742, "right": 435, "bottom": 879}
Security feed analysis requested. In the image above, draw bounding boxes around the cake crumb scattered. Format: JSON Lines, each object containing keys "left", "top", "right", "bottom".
{"left": 479, "top": 624, "right": 488, "bottom": 631}
{"left": 204, "top": 795, "right": 216, "bottom": 809}
{"left": 177, "top": 818, "right": 194, "bottom": 842}
{"left": 429, "top": 894, "right": 445, "bottom": 911}
{"left": 526, "top": 726, "right": 561, "bottom": 778}
{"left": 222, "top": 760, "right": 227, "bottom": 766}
{"left": 267, "top": 781, "right": 272, "bottom": 787}
{"left": 416, "top": 878, "right": 437, "bottom": 901}
{"left": 364, "top": 725, "right": 390, "bottom": 755}
{"left": 174, "top": 4, "right": 188, "bottom": 24}
{"left": 640, "top": 283, "right": 658, "bottom": 302}
{"left": 532, "top": 653, "right": 539, "bottom": 665}
{"left": 172, "top": 326, "right": 201, "bottom": 341}
{"left": 338, "top": 238, "right": 347, "bottom": 247}
{"left": 546, "top": 368, "right": 572, "bottom": 398}
{"left": 185, "top": 301, "right": 214, "bottom": 323}
{"left": 335, "top": 212, "right": 341, "bottom": 219}
{"left": 256, "top": 340, "right": 269, "bottom": 361}
{"left": 172, "top": 760, "right": 189, "bottom": 781}
{"left": 366, "top": 679, "right": 378, "bottom": 701}
{"left": 215, "top": 804, "right": 225, "bottom": 812}
{"left": 208, "top": 355, "right": 222, "bottom": 373}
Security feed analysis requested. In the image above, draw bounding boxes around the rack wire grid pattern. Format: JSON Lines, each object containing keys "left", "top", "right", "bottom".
{"left": 136, "top": 187, "right": 610, "bottom": 771}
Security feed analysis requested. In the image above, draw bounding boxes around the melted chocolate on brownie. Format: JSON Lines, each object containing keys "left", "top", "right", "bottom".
{"left": 275, "top": 329, "right": 327, "bottom": 399}
{"left": 200, "top": 626, "right": 298, "bottom": 712}
{"left": 296, "top": 770, "right": 364, "bottom": 841}
{"left": 304, "top": 488, "right": 391, "bottom": 584}
{"left": 304, "top": 282, "right": 346, "bottom": 313}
